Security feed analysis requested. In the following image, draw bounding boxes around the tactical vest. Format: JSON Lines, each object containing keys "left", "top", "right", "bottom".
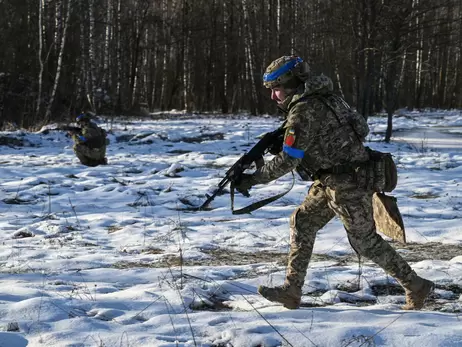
{"left": 293, "top": 92, "right": 370, "bottom": 179}
{"left": 318, "top": 93, "right": 369, "bottom": 142}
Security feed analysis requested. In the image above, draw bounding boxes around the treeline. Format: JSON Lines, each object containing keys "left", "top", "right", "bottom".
{"left": 0, "top": 0, "right": 461, "bottom": 129}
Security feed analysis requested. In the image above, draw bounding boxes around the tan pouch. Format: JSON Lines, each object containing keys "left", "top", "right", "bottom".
{"left": 373, "top": 192, "right": 406, "bottom": 243}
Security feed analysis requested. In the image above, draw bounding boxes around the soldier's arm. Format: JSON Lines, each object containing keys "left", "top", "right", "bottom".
{"left": 251, "top": 102, "right": 319, "bottom": 185}
{"left": 72, "top": 133, "right": 80, "bottom": 143}
{"left": 75, "top": 126, "right": 99, "bottom": 144}
{"left": 82, "top": 127, "right": 100, "bottom": 139}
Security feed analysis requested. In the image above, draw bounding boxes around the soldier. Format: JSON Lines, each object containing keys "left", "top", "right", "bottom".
{"left": 71, "top": 112, "right": 108, "bottom": 167}
{"left": 235, "top": 56, "right": 434, "bottom": 310}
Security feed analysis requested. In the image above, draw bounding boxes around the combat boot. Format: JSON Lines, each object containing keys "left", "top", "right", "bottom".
{"left": 401, "top": 274, "right": 434, "bottom": 310}
{"left": 258, "top": 283, "right": 302, "bottom": 309}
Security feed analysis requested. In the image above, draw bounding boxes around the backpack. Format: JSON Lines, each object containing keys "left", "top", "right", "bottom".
{"left": 315, "top": 93, "right": 398, "bottom": 192}
{"left": 315, "top": 93, "right": 369, "bottom": 142}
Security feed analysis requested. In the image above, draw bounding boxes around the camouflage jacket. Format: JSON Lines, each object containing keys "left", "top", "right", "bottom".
{"left": 72, "top": 122, "right": 107, "bottom": 149}
{"left": 252, "top": 74, "right": 370, "bottom": 184}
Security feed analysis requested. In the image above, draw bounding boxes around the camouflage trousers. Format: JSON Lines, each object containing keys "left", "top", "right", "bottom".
{"left": 286, "top": 173, "right": 413, "bottom": 289}
{"left": 74, "top": 144, "right": 107, "bottom": 167}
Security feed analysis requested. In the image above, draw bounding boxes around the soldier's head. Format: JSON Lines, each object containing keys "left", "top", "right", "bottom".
{"left": 263, "top": 55, "right": 310, "bottom": 104}
{"left": 76, "top": 112, "right": 92, "bottom": 124}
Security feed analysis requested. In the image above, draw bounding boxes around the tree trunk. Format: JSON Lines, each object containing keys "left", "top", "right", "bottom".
{"left": 44, "top": 0, "right": 72, "bottom": 123}
{"left": 36, "top": 0, "right": 45, "bottom": 120}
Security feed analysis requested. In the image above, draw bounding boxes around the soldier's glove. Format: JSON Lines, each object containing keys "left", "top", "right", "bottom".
{"left": 267, "top": 141, "right": 283, "bottom": 155}
{"left": 267, "top": 133, "right": 284, "bottom": 155}
{"left": 234, "top": 173, "right": 256, "bottom": 197}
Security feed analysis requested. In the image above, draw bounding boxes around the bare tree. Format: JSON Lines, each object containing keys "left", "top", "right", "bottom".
{"left": 44, "top": 0, "right": 72, "bottom": 124}
{"left": 1, "top": 0, "right": 462, "bottom": 127}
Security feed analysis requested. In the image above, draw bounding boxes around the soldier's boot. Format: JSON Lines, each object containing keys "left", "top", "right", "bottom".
{"left": 258, "top": 282, "right": 302, "bottom": 309}
{"left": 399, "top": 271, "right": 435, "bottom": 310}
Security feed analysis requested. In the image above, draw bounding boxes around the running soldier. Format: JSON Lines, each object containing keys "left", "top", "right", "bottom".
{"left": 235, "top": 56, "right": 434, "bottom": 310}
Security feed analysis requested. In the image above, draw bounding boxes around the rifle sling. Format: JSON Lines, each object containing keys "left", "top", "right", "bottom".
{"left": 230, "top": 171, "right": 295, "bottom": 215}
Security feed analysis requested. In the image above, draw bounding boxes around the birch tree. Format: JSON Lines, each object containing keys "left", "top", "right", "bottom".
{"left": 44, "top": 0, "right": 72, "bottom": 123}
{"left": 36, "top": 0, "right": 45, "bottom": 119}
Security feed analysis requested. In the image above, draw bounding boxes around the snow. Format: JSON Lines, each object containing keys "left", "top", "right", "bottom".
{"left": 0, "top": 110, "right": 461, "bottom": 346}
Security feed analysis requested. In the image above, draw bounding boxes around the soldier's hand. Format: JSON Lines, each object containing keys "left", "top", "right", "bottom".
{"left": 267, "top": 141, "right": 283, "bottom": 155}
{"left": 234, "top": 173, "right": 255, "bottom": 197}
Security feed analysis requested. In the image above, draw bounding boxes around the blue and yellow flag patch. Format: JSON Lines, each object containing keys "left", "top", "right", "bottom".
{"left": 283, "top": 128, "right": 304, "bottom": 158}
{"left": 285, "top": 128, "right": 296, "bottom": 147}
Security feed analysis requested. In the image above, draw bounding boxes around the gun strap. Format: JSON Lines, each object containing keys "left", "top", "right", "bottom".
{"left": 230, "top": 172, "right": 295, "bottom": 215}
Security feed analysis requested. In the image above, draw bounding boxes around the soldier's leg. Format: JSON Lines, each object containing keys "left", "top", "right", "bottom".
{"left": 74, "top": 146, "right": 89, "bottom": 166}
{"left": 327, "top": 186, "right": 411, "bottom": 277}
{"left": 73, "top": 144, "right": 95, "bottom": 166}
{"left": 326, "top": 183, "right": 433, "bottom": 309}
{"left": 258, "top": 181, "right": 335, "bottom": 308}
{"left": 74, "top": 152, "right": 86, "bottom": 165}
{"left": 286, "top": 181, "right": 336, "bottom": 288}
{"left": 96, "top": 146, "right": 107, "bottom": 165}
{"left": 77, "top": 146, "right": 106, "bottom": 167}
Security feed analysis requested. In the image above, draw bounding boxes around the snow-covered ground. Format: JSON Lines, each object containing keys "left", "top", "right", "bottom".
{"left": 0, "top": 110, "right": 461, "bottom": 347}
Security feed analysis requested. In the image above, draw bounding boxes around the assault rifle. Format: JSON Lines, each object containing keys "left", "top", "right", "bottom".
{"left": 60, "top": 125, "right": 82, "bottom": 134}
{"left": 199, "top": 124, "right": 287, "bottom": 213}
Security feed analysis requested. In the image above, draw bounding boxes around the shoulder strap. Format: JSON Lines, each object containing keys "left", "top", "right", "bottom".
{"left": 229, "top": 172, "right": 295, "bottom": 215}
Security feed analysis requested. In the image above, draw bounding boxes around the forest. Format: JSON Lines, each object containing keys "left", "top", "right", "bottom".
{"left": 0, "top": 0, "right": 461, "bottom": 129}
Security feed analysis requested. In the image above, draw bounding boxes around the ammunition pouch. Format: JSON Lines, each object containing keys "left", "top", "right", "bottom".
{"left": 366, "top": 148, "right": 398, "bottom": 192}
{"left": 311, "top": 148, "right": 397, "bottom": 193}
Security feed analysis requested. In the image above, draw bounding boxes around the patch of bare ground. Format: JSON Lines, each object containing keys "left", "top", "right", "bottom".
{"left": 113, "top": 242, "right": 462, "bottom": 312}
{"left": 113, "top": 249, "right": 337, "bottom": 269}
{"left": 113, "top": 241, "right": 462, "bottom": 269}
{"left": 390, "top": 241, "right": 462, "bottom": 262}
{"left": 314, "top": 241, "right": 462, "bottom": 264}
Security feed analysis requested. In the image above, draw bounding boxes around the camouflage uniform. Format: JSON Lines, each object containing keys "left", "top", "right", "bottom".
{"left": 239, "top": 56, "right": 434, "bottom": 309}
{"left": 72, "top": 117, "right": 107, "bottom": 167}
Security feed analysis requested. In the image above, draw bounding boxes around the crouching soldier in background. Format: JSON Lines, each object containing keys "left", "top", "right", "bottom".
{"left": 235, "top": 55, "right": 434, "bottom": 310}
{"left": 71, "top": 112, "right": 108, "bottom": 167}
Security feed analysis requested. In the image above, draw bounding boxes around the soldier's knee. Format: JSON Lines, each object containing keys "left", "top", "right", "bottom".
{"left": 290, "top": 205, "right": 307, "bottom": 230}
{"left": 348, "top": 227, "right": 383, "bottom": 254}
{"left": 290, "top": 208, "right": 299, "bottom": 226}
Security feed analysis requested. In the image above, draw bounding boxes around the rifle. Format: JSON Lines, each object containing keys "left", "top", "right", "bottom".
{"left": 60, "top": 125, "right": 82, "bottom": 134}
{"left": 199, "top": 124, "right": 287, "bottom": 213}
